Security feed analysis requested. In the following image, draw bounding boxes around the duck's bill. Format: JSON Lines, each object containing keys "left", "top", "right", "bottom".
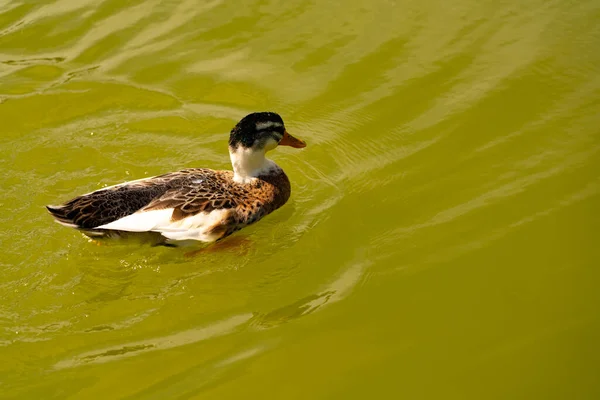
{"left": 279, "top": 130, "right": 307, "bottom": 148}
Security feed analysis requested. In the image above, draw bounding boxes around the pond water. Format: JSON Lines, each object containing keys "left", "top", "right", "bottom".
{"left": 1, "top": 0, "right": 599, "bottom": 398}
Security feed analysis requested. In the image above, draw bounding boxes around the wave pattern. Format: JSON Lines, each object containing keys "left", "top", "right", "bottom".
{"left": 0, "top": 0, "right": 598, "bottom": 398}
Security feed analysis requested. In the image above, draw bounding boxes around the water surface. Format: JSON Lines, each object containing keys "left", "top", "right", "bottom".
{"left": 1, "top": 0, "right": 599, "bottom": 398}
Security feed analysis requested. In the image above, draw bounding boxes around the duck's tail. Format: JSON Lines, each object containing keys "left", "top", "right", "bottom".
{"left": 46, "top": 204, "right": 80, "bottom": 228}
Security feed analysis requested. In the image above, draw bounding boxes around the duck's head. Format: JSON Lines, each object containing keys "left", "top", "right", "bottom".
{"left": 229, "top": 112, "right": 306, "bottom": 182}
{"left": 229, "top": 112, "right": 306, "bottom": 151}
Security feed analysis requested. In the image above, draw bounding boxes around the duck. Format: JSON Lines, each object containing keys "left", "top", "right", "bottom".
{"left": 46, "top": 112, "right": 306, "bottom": 244}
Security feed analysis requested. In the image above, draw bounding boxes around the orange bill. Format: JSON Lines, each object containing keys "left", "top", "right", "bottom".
{"left": 279, "top": 130, "right": 307, "bottom": 148}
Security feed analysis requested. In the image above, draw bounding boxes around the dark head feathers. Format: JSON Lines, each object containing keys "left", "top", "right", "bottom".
{"left": 229, "top": 112, "right": 285, "bottom": 149}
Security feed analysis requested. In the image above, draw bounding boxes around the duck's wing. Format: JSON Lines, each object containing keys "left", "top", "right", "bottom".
{"left": 46, "top": 178, "right": 173, "bottom": 230}
{"left": 46, "top": 169, "right": 238, "bottom": 232}
{"left": 140, "top": 176, "right": 239, "bottom": 221}
{"left": 79, "top": 170, "right": 245, "bottom": 241}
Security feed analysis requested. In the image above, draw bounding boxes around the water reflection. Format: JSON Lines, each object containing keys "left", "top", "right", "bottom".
{"left": 252, "top": 260, "right": 367, "bottom": 328}
{"left": 54, "top": 314, "right": 252, "bottom": 369}
{"left": 55, "top": 259, "right": 366, "bottom": 369}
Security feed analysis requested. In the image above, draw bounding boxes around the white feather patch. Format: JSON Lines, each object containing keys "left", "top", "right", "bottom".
{"left": 96, "top": 208, "right": 230, "bottom": 242}
{"left": 96, "top": 209, "right": 174, "bottom": 232}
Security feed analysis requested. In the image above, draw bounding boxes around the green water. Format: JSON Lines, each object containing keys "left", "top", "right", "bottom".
{"left": 1, "top": 0, "right": 599, "bottom": 398}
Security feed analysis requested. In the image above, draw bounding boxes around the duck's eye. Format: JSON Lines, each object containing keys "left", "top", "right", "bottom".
{"left": 271, "top": 130, "right": 284, "bottom": 142}
{"left": 257, "top": 130, "right": 283, "bottom": 149}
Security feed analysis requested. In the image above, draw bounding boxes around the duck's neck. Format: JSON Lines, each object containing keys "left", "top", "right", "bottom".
{"left": 229, "top": 146, "right": 278, "bottom": 184}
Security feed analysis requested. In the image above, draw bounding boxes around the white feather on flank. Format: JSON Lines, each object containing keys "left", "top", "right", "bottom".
{"left": 229, "top": 144, "right": 279, "bottom": 184}
{"left": 96, "top": 208, "right": 231, "bottom": 242}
